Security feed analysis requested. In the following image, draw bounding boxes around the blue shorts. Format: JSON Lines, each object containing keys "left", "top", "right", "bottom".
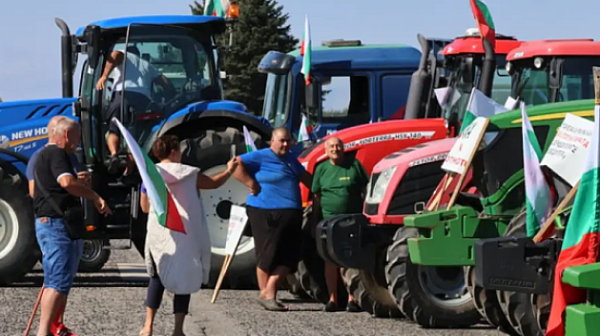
{"left": 35, "top": 217, "right": 83, "bottom": 295}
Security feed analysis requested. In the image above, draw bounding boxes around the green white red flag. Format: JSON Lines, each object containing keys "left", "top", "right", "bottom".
{"left": 521, "top": 102, "right": 553, "bottom": 237}
{"left": 112, "top": 118, "right": 186, "bottom": 234}
{"left": 298, "top": 114, "right": 312, "bottom": 143}
{"left": 300, "top": 15, "right": 312, "bottom": 86}
{"left": 204, "top": 0, "right": 231, "bottom": 17}
{"left": 243, "top": 126, "right": 257, "bottom": 152}
{"left": 469, "top": 0, "right": 496, "bottom": 48}
{"left": 546, "top": 104, "right": 600, "bottom": 336}
{"left": 460, "top": 88, "right": 507, "bottom": 134}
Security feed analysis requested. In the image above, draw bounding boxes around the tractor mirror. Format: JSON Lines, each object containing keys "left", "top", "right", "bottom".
{"left": 85, "top": 25, "right": 101, "bottom": 69}
{"left": 414, "top": 202, "right": 425, "bottom": 214}
{"left": 305, "top": 81, "right": 319, "bottom": 109}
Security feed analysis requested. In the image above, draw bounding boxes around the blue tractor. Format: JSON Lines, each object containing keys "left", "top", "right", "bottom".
{"left": 0, "top": 14, "right": 278, "bottom": 287}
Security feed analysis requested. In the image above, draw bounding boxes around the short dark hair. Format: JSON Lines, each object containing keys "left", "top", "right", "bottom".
{"left": 152, "top": 135, "right": 180, "bottom": 160}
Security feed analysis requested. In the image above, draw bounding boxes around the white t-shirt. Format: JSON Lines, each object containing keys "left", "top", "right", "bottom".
{"left": 111, "top": 50, "right": 162, "bottom": 98}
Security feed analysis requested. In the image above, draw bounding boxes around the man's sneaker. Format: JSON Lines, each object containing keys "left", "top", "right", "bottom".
{"left": 52, "top": 323, "right": 79, "bottom": 336}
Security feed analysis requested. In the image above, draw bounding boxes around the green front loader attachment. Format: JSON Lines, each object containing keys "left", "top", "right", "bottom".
{"left": 563, "top": 263, "right": 600, "bottom": 335}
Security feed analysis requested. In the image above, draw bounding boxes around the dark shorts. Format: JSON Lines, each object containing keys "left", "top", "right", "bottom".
{"left": 246, "top": 206, "right": 303, "bottom": 274}
{"left": 104, "top": 90, "right": 151, "bottom": 135}
{"left": 35, "top": 217, "right": 83, "bottom": 295}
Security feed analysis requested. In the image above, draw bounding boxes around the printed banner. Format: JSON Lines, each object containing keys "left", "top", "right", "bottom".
{"left": 225, "top": 205, "right": 249, "bottom": 255}
{"left": 442, "top": 117, "right": 488, "bottom": 175}
{"left": 540, "top": 113, "right": 594, "bottom": 186}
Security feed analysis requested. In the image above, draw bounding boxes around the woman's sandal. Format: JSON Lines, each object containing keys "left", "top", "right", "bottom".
{"left": 256, "top": 298, "right": 289, "bottom": 311}
{"left": 140, "top": 331, "right": 152, "bottom": 336}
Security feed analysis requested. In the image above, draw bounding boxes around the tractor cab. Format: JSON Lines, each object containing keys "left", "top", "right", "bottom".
{"left": 479, "top": 39, "right": 600, "bottom": 198}
{"left": 439, "top": 29, "right": 522, "bottom": 134}
{"left": 55, "top": 15, "right": 240, "bottom": 248}
{"left": 257, "top": 39, "right": 426, "bottom": 142}
{"left": 506, "top": 39, "right": 600, "bottom": 105}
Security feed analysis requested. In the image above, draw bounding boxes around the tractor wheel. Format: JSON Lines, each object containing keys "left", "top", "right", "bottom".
{"left": 495, "top": 209, "right": 544, "bottom": 336}
{"left": 180, "top": 126, "right": 268, "bottom": 289}
{"left": 0, "top": 165, "right": 39, "bottom": 285}
{"left": 293, "top": 210, "right": 348, "bottom": 307}
{"left": 465, "top": 265, "right": 519, "bottom": 335}
{"left": 385, "top": 226, "right": 480, "bottom": 328}
{"left": 341, "top": 268, "right": 402, "bottom": 318}
{"left": 77, "top": 240, "right": 110, "bottom": 273}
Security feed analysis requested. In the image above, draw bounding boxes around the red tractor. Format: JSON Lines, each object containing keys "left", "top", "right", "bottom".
{"left": 288, "top": 30, "right": 523, "bottom": 312}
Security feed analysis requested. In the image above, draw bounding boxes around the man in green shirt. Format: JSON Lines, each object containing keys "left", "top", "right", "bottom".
{"left": 311, "top": 137, "right": 369, "bottom": 312}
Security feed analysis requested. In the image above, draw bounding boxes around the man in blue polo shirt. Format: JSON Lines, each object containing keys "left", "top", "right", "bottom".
{"left": 232, "top": 127, "right": 312, "bottom": 312}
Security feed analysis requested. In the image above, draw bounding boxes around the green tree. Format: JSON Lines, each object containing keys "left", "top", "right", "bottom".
{"left": 190, "top": 0, "right": 299, "bottom": 114}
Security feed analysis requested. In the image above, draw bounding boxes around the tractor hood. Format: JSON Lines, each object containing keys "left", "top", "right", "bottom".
{"left": 0, "top": 98, "right": 77, "bottom": 156}
{"left": 372, "top": 137, "right": 458, "bottom": 174}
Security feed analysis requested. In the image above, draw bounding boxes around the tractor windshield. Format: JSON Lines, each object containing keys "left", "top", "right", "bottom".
{"left": 442, "top": 56, "right": 510, "bottom": 123}
{"left": 511, "top": 56, "right": 599, "bottom": 105}
{"left": 262, "top": 73, "right": 291, "bottom": 127}
{"left": 106, "top": 24, "right": 221, "bottom": 140}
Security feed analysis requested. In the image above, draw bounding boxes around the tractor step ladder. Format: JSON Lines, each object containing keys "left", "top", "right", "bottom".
{"left": 102, "top": 185, "right": 139, "bottom": 251}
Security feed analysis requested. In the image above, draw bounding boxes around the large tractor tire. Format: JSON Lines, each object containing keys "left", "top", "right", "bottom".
{"left": 0, "top": 165, "right": 39, "bottom": 285}
{"left": 386, "top": 226, "right": 481, "bottom": 328}
{"left": 77, "top": 240, "right": 111, "bottom": 273}
{"left": 495, "top": 210, "right": 544, "bottom": 336}
{"left": 465, "top": 265, "right": 519, "bottom": 335}
{"left": 341, "top": 267, "right": 402, "bottom": 318}
{"left": 180, "top": 126, "right": 268, "bottom": 289}
{"left": 292, "top": 210, "right": 348, "bottom": 307}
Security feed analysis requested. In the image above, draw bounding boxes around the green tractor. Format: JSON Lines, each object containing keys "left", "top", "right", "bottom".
{"left": 392, "top": 39, "right": 600, "bottom": 332}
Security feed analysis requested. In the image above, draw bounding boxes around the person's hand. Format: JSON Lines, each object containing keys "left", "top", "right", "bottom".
{"left": 96, "top": 76, "right": 108, "bottom": 91}
{"left": 226, "top": 156, "right": 239, "bottom": 174}
{"left": 94, "top": 197, "right": 112, "bottom": 216}
{"left": 77, "top": 171, "right": 91, "bottom": 187}
{"left": 248, "top": 180, "right": 261, "bottom": 196}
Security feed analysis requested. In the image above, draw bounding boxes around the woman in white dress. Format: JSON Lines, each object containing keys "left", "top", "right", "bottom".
{"left": 139, "top": 134, "right": 238, "bottom": 336}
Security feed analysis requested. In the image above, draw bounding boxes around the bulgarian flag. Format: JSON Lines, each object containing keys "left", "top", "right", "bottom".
{"left": 469, "top": 0, "right": 496, "bottom": 48}
{"left": 112, "top": 118, "right": 186, "bottom": 234}
{"left": 460, "top": 88, "right": 508, "bottom": 134}
{"left": 521, "top": 102, "right": 553, "bottom": 237}
{"left": 298, "top": 114, "right": 312, "bottom": 143}
{"left": 300, "top": 15, "right": 312, "bottom": 86}
{"left": 243, "top": 125, "right": 257, "bottom": 152}
{"left": 545, "top": 104, "right": 600, "bottom": 336}
{"left": 203, "top": 0, "right": 231, "bottom": 17}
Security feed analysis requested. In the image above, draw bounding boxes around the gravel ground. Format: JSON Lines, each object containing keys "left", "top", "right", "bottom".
{"left": 0, "top": 246, "right": 502, "bottom": 336}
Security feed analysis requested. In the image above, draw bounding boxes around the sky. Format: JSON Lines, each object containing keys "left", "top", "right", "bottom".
{"left": 0, "top": 0, "right": 598, "bottom": 108}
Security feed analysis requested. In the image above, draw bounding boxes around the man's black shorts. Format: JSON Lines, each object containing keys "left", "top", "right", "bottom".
{"left": 104, "top": 90, "right": 151, "bottom": 135}
{"left": 246, "top": 206, "right": 303, "bottom": 274}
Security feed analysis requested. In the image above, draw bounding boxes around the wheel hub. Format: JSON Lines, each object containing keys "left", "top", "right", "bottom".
{"left": 200, "top": 164, "right": 254, "bottom": 256}
{"left": 418, "top": 265, "right": 471, "bottom": 307}
{"left": 81, "top": 240, "right": 103, "bottom": 262}
{"left": 0, "top": 199, "right": 19, "bottom": 260}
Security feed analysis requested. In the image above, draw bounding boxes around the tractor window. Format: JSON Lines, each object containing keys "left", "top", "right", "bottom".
{"left": 556, "top": 57, "right": 598, "bottom": 101}
{"left": 262, "top": 73, "right": 291, "bottom": 127}
{"left": 381, "top": 74, "right": 411, "bottom": 120}
{"left": 320, "top": 75, "right": 371, "bottom": 124}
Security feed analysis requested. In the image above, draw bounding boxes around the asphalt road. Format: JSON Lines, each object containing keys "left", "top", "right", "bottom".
{"left": 1, "top": 246, "right": 502, "bottom": 336}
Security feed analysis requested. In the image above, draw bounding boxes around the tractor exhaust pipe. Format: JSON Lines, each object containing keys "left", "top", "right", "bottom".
{"left": 55, "top": 18, "right": 73, "bottom": 98}
{"left": 479, "top": 38, "right": 496, "bottom": 97}
{"left": 404, "top": 34, "right": 432, "bottom": 120}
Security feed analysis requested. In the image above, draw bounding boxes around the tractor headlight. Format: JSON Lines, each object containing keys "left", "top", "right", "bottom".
{"left": 366, "top": 166, "right": 397, "bottom": 204}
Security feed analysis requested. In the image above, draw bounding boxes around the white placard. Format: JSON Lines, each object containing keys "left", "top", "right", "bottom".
{"left": 225, "top": 205, "right": 249, "bottom": 255}
{"left": 441, "top": 117, "right": 488, "bottom": 175}
{"left": 540, "top": 113, "right": 594, "bottom": 186}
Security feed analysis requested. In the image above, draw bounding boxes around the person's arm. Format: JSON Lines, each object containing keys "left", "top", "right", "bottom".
{"left": 96, "top": 50, "right": 124, "bottom": 90}
{"left": 291, "top": 158, "right": 312, "bottom": 188}
{"left": 310, "top": 165, "right": 322, "bottom": 224}
{"left": 197, "top": 157, "right": 238, "bottom": 189}
{"left": 29, "top": 180, "right": 35, "bottom": 198}
{"left": 232, "top": 152, "right": 262, "bottom": 195}
{"left": 140, "top": 192, "right": 150, "bottom": 214}
{"left": 50, "top": 152, "right": 111, "bottom": 215}
{"left": 356, "top": 160, "right": 370, "bottom": 200}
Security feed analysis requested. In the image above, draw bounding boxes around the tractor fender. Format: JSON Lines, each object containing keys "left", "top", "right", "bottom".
{"left": 157, "top": 109, "right": 273, "bottom": 143}
{"left": 0, "top": 148, "right": 30, "bottom": 180}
